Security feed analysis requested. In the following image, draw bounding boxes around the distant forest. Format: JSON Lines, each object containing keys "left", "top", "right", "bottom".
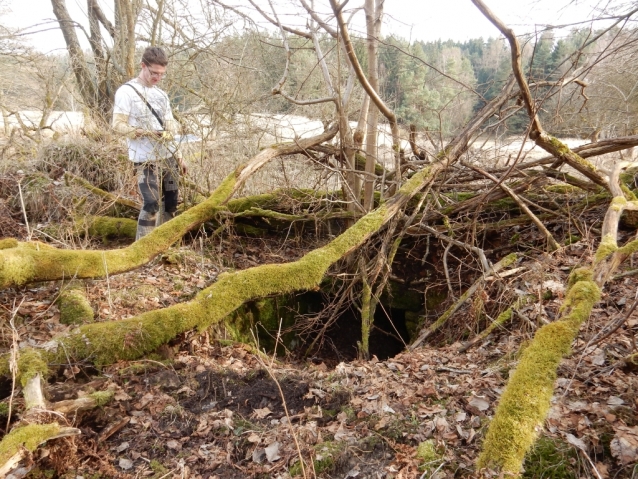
{"left": 2, "top": 24, "right": 636, "bottom": 139}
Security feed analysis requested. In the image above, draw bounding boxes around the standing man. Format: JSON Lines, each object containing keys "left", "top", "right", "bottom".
{"left": 112, "top": 46, "right": 186, "bottom": 240}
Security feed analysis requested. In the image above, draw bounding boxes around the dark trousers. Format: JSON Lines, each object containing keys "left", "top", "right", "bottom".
{"left": 135, "top": 158, "right": 179, "bottom": 240}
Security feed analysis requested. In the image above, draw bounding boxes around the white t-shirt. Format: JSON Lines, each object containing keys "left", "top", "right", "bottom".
{"left": 113, "top": 80, "right": 176, "bottom": 162}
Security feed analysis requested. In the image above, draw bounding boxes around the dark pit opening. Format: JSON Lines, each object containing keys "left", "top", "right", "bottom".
{"left": 301, "top": 304, "right": 412, "bottom": 366}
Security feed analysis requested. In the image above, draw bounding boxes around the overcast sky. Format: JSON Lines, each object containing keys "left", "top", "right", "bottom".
{"left": 2, "top": 0, "right": 620, "bottom": 54}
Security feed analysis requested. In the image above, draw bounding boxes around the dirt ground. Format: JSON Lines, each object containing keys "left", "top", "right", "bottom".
{"left": 1, "top": 225, "right": 637, "bottom": 479}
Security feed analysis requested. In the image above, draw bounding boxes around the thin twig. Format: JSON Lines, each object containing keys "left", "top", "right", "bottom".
{"left": 102, "top": 252, "right": 112, "bottom": 310}
{"left": 443, "top": 241, "right": 456, "bottom": 299}
{"left": 420, "top": 225, "right": 490, "bottom": 272}
{"left": 253, "top": 323, "right": 307, "bottom": 479}
{"left": 410, "top": 254, "right": 516, "bottom": 350}
{"left": 6, "top": 298, "right": 24, "bottom": 433}
{"left": 462, "top": 160, "right": 560, "bottom": 251}
{"left": 17, "top": 176, "right": 31, "bottom": 241}
{"left": 575, "top": 289, "right": 638, "bottom": 354}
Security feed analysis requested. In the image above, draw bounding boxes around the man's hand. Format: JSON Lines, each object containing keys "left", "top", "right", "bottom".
{"left": 177, "top": 157, "right": 187, "bottom": 175}
{"left": 134, "top": 129, "right": 168, "bottom": 139}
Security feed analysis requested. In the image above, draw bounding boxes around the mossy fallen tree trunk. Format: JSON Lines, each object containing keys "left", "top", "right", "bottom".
{"left": 0, "top": 81, "right": 519, "bottom": 373}
{"left": 57, "top": 281, "right": 94, "bottom": 325}
{"left": 76, "top": 215, "right": 137, "bottom": 242}
{"left": 0, "top": 125, "right": 339, "bottom": 289}
{"left": 470, "top": 2, "right": 638, "bottom": 473}
{"left": 477, "top": 267, "right": 602, "bottom": 473}
{"left": 476, "top": 165, "right": 638, "bottom": 474}
{"left": 0, "top": 175, "right": 234, "bottom": 288}
{"left": 0, "top": 159, "right": 446, "bottom": 379}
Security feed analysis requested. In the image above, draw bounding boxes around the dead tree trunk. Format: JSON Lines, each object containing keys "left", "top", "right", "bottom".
{"left": 472, "top": 0, "right": 638, "bottom": 473}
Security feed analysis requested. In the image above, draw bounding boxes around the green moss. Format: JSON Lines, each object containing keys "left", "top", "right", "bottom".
{"left": 90, "top": 390, "right": 114, "bottom": 407}
{"left": 621, "top": 184, "right": 637, "bottom": 201}
{"left": 226, "top": 293, "right": 322, "bottom": 353}
{"left": 448, "top": 192, "right": 477, "bottom": 202}
{"left": 0, "top": 238, "right": 18, "bottom": 250}
{"left": 595, "top": 234, "right": 618, "bottom": 264}
{"left": 548, "top": 136, "right": 571, "bottom": 157}
{"left": 18, "top": 349, "right": 49, "bottom": 387}
{"left": 84, "top": 216, "right": 137, "bottom": 242}
{"left": 478, "top": 275, "right": 600, "bottom": 474}
{"left": 417, "top": 439, "right": 443, "bottom": 469}
{"left": 487, "top": 197, "right": 518, "bottom": 211}
{"left": 566, "top": 267, "right": 592, "bottom": 291}
{"left": 23, "top": 467, "right": 56, "bottom": 478}
{"left": 544, "top": 184, "right": 579, "bottom": 194}
{"left": 360, "top": 275, "right": 372, "bottom": 359}
{"left": 57, "top": 283, "right": 94, "bottom": 325}
{"left": 226, "top": 192, "right": 278, "bottom": 213}
{"left": 399, "top": 167, "right": 431, "bottom": 197}
{"left": 610, "top": 196, "right": 627, "bottom": 211}
{"left": 564, "top": 234, "right": 580, "bottom": 246}
{"left": 510, "top": 232, "right": 521, "bottom": 244}
{"left": 354, "top": 153, "right": 385, "bottom": 176}
{"left": 618, "top": 238, "right": 638, "bottom": 256}
{"left": 235, "top": 223, "right": 268, "bottom": 237}
{"left": 0, "top": 423, "right": 61, "bottom": 465}
{"left": 150, "top": 459, "right": 168, "bottom": 477}
{"left": 547, "top": 136, "right": 598, "bottom": 173}
{"left": 290, "top": 441, "right": 347, "bottom": 476}
{"left": 522, "top": 436, "right": 577, "bottom": 479}
{"left": 0, "top": 402, "right": 9, "bottom": 417}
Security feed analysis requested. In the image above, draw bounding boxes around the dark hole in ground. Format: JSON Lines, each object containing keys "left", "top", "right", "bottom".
{"left": 304, "top": 305, "right": 411, "bottom": 366}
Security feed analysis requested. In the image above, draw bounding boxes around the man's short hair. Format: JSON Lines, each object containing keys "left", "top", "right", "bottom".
{"left": 142, "top": 47, "right": 168, "bottom": 67}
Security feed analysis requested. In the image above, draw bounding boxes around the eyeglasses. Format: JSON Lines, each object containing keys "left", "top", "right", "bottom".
{"left": 147, "top": 67, "right": 165, "bottom": 78}
{"left": 143, "top": 63, "right": 166, "bottom": 78}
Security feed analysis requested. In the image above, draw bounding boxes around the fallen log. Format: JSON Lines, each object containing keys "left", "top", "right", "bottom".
{"left": 472, "top": 1, "right": 638, "bottom": 472}
{"left": 0, "top": 124, "right": 339, "bottom": 289}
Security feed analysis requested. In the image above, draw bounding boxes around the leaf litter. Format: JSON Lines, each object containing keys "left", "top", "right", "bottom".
{"left": 0, "top": 236, "right": 637, "bottom": 478}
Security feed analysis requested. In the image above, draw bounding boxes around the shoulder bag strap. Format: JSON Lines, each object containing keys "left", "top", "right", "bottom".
{"left": 125, "top": 83, "right": 165, "bottom": 130}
